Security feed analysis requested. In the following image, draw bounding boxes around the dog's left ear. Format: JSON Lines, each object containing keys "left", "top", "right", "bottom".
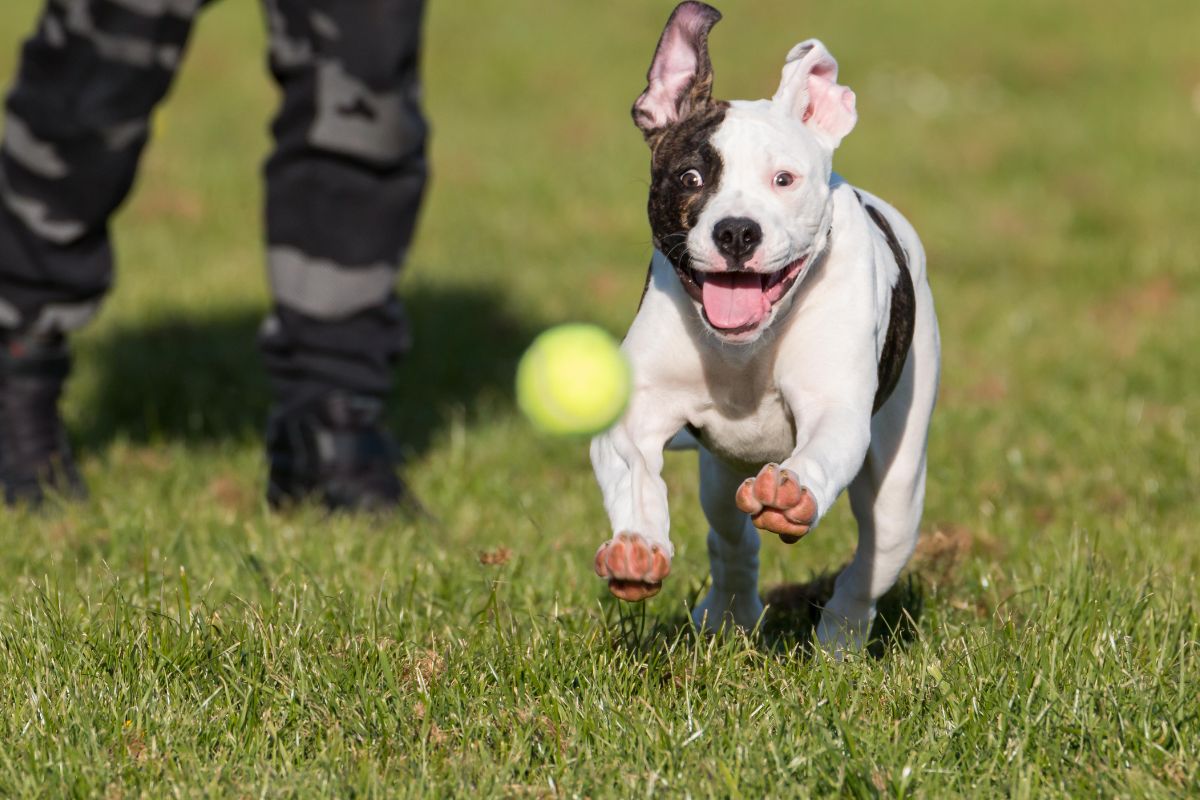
{"left": 632, "top": 2, "right": 723, "bottom": 140}
{"left": 772, "top": 39, "right": 857, "bottom": 149}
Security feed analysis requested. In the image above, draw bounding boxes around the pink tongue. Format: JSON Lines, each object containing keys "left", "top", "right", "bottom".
{"left": 701, "top": 272, "right": 768, "bottom": 330}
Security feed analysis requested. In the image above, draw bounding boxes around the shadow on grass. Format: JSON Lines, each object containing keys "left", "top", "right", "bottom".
{"left": 607, "top": 569, "right": 925, "bottom": 659}
{"left": 760, "top": 571, "right": 925, "bottom": 658}
{"left": 74, "top": 285, "right": 538, "bottom": 453}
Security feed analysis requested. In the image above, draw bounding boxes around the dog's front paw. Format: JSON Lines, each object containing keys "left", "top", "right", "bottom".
{"left": 735, "top": 463, "right": 817, "bottom": 543}
{"left": 594, "top": 532, "right": 671, "bottom": 601}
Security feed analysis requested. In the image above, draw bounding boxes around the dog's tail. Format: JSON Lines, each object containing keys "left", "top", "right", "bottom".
{"left": 665, "top": 427, "right": 700, "bottom": 451}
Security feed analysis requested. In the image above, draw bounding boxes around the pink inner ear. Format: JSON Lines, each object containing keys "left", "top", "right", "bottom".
{"left": 639, "top": 29, "right": 700, "bottom": 127}
{"left": 638, "top": 28, "right": 700, "bottom": 125}
{"left": 634, "top": 3, "right": 720, "bottom": 131}
{"left": 802, "top": 73, "right": 856, "bottom": 141}
{"left": 650, "top": 26, "right": 700, "bottom": 88}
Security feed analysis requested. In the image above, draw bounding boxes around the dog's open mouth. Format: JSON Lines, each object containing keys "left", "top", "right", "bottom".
{"left": 675, "top": 257, "right": 807, "bottom": 335}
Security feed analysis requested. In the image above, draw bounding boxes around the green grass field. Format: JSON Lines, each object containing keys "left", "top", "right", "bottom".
{"left": 2, "top": 0, "right": 1199, "bottom": 796}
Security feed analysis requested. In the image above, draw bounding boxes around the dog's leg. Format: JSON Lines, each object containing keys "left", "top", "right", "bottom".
{"left": 590, "top": 411, "right": 682, "bottom": 601}
{"left": 817, "top": 439, "right": 926, "bottom": 655}
{"left": 818, "top": 309, "right": 939, "bottom": 655}
{"left": 734, "top": 396, "right": 871, "bottom": 543}
{"left": 692, "top": 448, "right": 764, "bottom": 632}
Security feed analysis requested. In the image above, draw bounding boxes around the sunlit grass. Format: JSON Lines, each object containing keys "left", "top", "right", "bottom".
{"left": 0, "top": 0, "right": 1197, "bottom": 795}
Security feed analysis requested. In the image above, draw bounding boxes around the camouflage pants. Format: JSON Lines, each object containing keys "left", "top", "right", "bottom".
{"left": 0, "top": 0, "right": 427, "bottom": 400}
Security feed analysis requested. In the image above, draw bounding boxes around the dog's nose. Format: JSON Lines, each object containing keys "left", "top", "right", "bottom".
{"left": 712, "top": 217, "right": 763, "bottom": 265}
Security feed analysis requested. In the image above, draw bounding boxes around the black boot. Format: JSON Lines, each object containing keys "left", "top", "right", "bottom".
{"left": 0, "top": 333, "right": 86, "bottom": 506}
{"left": 265, "top": 390, "right": 419, "bottom": 513}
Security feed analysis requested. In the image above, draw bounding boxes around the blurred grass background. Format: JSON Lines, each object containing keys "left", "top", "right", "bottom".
{"left": 0, "top": 0, "right": 1198, "bottom": 796}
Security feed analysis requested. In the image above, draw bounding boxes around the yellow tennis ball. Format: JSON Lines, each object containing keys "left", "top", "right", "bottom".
{"left": 516, "top": 324, "right": 632, "bottom": 436}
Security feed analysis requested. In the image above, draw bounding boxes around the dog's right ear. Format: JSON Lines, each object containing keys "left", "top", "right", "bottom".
{"left": 632, "top": 2, "right": 722, "bottom": 140}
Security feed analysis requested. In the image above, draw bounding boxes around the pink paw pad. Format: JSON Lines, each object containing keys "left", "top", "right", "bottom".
{"left": 594, "top": 532, "right": 671, "bottom": 601}
{"left": 735, "top": 463, "right": 817, "bottom": 543}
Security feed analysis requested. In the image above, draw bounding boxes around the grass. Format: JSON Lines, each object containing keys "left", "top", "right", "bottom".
{"left": 1, "top": 0, "right": 1198, "bottom": 796}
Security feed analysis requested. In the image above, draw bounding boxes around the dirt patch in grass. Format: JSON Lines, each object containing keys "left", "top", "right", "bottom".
{"left": 406, "top": 648, "right": 446, "bottom": 686}
{"left": 911, "top": 524, "right": 974, "bottom": 587}
{"left": 479, "top": 547, "right": 513, "bottom": 566}
{"left": 208, "top": 474, "right": 253, "bottom": 513}
{"left": 1092, "top": 275, "right": 1179, "bottom": 359}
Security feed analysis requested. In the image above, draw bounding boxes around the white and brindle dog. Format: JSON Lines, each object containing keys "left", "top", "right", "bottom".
{"left": 590, "top": 2, "right": 940, "bottom": 652}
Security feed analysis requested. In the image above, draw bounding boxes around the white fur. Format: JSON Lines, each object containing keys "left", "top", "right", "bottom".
{"left": 686, "top": 101, "right": 834, "bottom": 284}
{"left": 591, "top": 40, "right": 940, "bottom": 655}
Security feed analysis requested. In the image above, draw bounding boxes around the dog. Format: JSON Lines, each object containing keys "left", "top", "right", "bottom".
{"left": 589, "top": 1, "right": 940, "bottom": 653}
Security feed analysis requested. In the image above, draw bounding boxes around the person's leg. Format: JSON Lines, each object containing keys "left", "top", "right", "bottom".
{"left": 0, "top": 0, "right": 204, "bottom": 504}
{"left": 258, "top": 0, "right": 428, "bottom": 510}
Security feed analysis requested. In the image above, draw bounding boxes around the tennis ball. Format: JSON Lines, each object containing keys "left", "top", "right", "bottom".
{"left": 516, "top": 324, "right": 632, "bottom": 436}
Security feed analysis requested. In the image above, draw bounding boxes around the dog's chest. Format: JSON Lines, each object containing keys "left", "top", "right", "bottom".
{"left": 687, "top": 364, "right": 796, "bottom": 469}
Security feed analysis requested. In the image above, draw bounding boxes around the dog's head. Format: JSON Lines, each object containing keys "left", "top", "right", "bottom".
{"left": 634, "top": 2, "right": 857, "bottom": 344}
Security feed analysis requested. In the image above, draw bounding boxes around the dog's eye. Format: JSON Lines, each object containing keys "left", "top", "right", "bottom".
{"left": 773, "top": 171, "right": 796, "bottom": 188}
{"left": 679, "top": 169, "right": 703, "bottom": 189}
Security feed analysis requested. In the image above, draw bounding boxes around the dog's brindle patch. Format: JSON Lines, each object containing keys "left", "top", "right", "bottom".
{"left": 859, "top": 197, "right": 916, "bottom": 414}
{"left": 645, "top": 102, "right": 728, "bottom": 270}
